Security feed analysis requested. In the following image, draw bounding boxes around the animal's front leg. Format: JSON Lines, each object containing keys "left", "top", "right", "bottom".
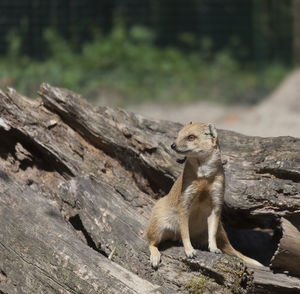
{"left": 208, "top": 177, "right": 224, "bottom": 254}
{"left": 207, "top": 209, "right": 222, "bottom": 254}
{"left": 178, "top": 206, "right": 197, "bottom": 258}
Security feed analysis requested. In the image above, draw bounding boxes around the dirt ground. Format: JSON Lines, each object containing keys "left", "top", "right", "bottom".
{"left": 127, "top": 70, "right": 300, "bottom": 138}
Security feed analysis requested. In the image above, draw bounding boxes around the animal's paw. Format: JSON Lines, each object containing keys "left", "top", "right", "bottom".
{"left": 150, "top": 252, "right": 161, "bottom": 270}
{"left": 210, "top": 248, "right": 222, "bottom": 254}
{"left": 185, "top": 247, "right": 198, "bottom": 259}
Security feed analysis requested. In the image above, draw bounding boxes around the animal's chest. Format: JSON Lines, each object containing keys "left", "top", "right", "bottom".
{"left": 190, "top": 188, "right": 211, "bottom": 212}
{"left": 183, "top": 180, "right": 211, "bottom": 209}
{"left": 197, "top": 187, "right": 210, "bottom": 202}
{"left": 184, "top": 180, "right": 213, "bottom": 235}
{"left": 191, "top": 177, "right": 214, "bottom": 208}
{"left": 189, "top": 196, "right": 212, "bottom": 235}
{"left": 197, "top": 164, "right": 216, "bottom": 178}
{"left": 182, "top": 177, "right": 213, "bottom": 209}
{"left": 193, "top": 178, "right": 212, "bottom": 200}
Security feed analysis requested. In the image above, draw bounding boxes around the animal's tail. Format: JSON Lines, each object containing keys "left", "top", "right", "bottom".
{"left": 218, "top": 225, "right": 263, "bottom": 267}
{"left": 227, "top": 246, "right": 263, "bottom": 267}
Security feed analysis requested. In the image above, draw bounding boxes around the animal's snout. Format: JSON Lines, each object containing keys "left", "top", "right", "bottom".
{"left": 171, "top": 143, "right": 177, "bottom": 150}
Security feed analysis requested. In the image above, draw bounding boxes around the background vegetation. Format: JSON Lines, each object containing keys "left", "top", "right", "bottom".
{"left": 0, "top": 0, "right": 294, "bottom": 106}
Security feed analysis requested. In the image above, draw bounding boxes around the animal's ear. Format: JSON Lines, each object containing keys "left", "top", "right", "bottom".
{"left": 207, "top": 123, "right": 218, "bottom": 146}
{"left": 208, "top": 123, "right": 218, "bottom": 138}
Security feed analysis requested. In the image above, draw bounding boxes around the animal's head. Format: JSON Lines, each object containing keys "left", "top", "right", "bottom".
{"left": 171, "top": 122, "right": 218, "bottom": 158}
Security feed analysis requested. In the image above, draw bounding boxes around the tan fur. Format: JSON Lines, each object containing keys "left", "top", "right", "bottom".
{"left": 146, "top": 122, "right": 262, "bottom": 268}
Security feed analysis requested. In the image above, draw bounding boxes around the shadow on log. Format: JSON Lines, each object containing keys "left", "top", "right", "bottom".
{"left": 0, "top": 83, "right": 300, "bottom": 293}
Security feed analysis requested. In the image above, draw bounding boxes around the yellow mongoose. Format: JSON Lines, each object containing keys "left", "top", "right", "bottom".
{"left": 147, "top": 122, "right": 262, "bottom": 268}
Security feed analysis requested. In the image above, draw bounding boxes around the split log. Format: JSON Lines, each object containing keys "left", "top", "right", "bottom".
{"left": 270, "top": 217, "right": 300, "bottom": 277}
{"left": 0, "top": 83, "right": 300, "bottom": 293}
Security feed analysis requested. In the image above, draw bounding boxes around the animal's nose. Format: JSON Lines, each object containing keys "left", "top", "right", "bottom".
{"left": 171, "top": 143, "right": 176, "bottom": 150}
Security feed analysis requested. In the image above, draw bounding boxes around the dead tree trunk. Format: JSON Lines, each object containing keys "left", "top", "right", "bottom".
{"left": 0, "top": 83, "right": 300, "bottom": 294}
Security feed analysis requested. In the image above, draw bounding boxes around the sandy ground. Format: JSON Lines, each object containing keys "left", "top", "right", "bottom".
{"left": 127, "top": 70, "right": 300, "bottom": 138}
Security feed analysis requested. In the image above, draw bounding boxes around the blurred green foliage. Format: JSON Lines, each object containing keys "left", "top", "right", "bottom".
{"left": 0, "top": 24, "right": 289, "bottom": 106}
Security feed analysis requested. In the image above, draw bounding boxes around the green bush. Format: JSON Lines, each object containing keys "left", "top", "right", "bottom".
{"left": 0, "top": 25, "right": 290, "bottom": 106}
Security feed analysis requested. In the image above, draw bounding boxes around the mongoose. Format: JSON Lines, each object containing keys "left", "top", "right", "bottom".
{"left": 146, "top": 122, "right": 262, "bottom": 268}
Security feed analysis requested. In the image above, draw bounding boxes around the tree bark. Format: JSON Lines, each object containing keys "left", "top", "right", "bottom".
{"left": 0, "top": 83, "right": 300, "bottom": 293}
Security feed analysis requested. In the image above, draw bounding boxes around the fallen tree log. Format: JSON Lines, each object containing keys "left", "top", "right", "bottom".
{"left": 0, "top": 83, "right": 299, "bottom": 293}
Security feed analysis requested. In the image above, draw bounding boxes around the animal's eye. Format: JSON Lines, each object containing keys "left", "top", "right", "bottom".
{"left": 187, "top": 135, "right": 196, "bottom": 141}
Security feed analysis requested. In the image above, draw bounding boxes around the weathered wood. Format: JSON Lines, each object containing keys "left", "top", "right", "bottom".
{"left": 0, "top": 83, "right": 300, "bottom": 293}
{"left": 219, "top": 132, "right": 300, "bottom": 222}
{"left": 0, "top": 86, "right": 254, "bottom": 293}
{"left": 39, "top": 82, "right": 300, "bottom": 220}
{"left": 270, "top": 217, "right": 300, "bottom": 277}
{"left": 253, "top": 266, "right": 300, "bottom": 294}
{"left": 0, "top": 172, "right": 164, "bottom": 294}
